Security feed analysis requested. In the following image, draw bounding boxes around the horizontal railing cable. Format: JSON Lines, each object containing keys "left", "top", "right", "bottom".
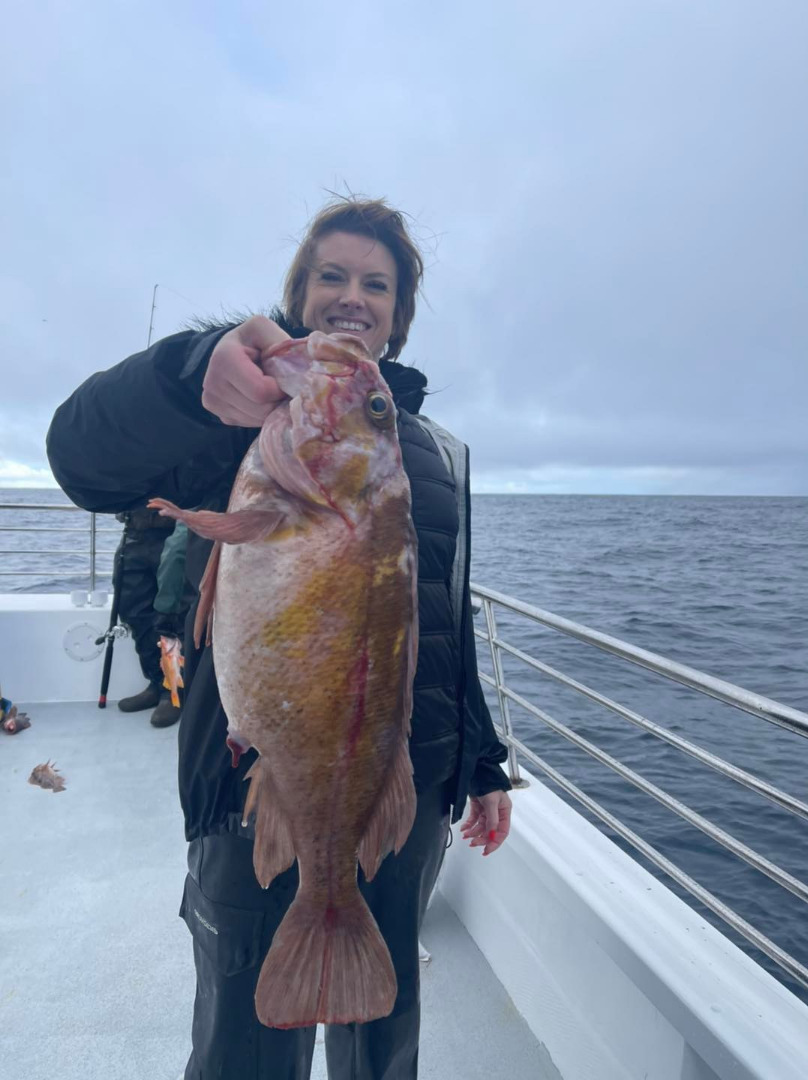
{"left": 496, "top": 728, "right": 808, "bottom": 992}
{"left": 471, "top": 583, "right": 808, "bottom": 738}
{"left": 0, "top": 570, "right": 114, "bottom": 577}
{"left": 0, "top": 526, "right": 119, "bottom": 533}
{"left": 478, "top": 673, "right": 808, "bottom": 904}
{"left": 471, "top": 583, "right": 808, "bottom": 991}
{"left": 474, "top": 628, "right": 808, "bottom": 822}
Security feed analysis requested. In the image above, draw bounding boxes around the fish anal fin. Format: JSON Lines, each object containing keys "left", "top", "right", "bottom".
{"left": 358, "top": 739, "right": 416, "bottom": 882}
{"left": 242, "top": 758, "right": 296, "bottom": 888}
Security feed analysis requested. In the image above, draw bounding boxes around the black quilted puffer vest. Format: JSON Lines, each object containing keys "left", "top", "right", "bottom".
{"left": 395, "top": 409, "right": 461, "bottom": 792}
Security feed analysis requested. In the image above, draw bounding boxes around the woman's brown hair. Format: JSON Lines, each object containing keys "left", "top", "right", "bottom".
{"left": 282, "top": 196, "right": 424, "bottom": 362}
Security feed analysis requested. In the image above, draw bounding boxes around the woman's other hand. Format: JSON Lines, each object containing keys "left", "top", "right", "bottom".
{"left": 202, "top": 316, "right": 290, "bottom": 426}
{"left": 460, "top": 790, "right": 512, "bottom": 856}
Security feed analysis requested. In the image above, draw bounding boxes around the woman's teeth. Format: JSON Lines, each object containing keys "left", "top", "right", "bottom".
{"left": 331, "top": 319, "right": 369, "bottom": 332}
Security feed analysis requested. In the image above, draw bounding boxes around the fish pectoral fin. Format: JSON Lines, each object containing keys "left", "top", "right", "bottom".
{"left": 148, "top": 499, "right": 285, "bottom": 544}
{"left": 194, "top": 540, "right": 221, "bottom": 648}
{"left": 358, "top": 739, "right": 416, "bottom": 882}
{"left": 242, "top": 758, "right": 296, "bottom": 888}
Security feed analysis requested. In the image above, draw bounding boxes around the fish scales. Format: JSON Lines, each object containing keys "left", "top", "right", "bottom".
{"left": 216, "top": 483, "right": 412, "bottom": 889}
{"left": 149, "top": 332, "right": 418, "bottom": 1029}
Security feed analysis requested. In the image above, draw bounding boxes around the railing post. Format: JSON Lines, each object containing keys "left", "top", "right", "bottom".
{"left": 90, "top": 513, "right": 97, "bottom": 592}
{"left": 482, "top": 597, "right": 523, "bottom": 788}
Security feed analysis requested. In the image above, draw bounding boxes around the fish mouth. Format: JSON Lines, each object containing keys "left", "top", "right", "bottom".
{"left": 316, "top": 358, "right": 358, "bottom": 378}
{"left": 305, "top": 332, "right": 370, "bottom": 371}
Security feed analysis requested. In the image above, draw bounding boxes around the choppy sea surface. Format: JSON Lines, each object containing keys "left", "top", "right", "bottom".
{"left": 2, "top": 488, "right": 807, "bottom": 1002}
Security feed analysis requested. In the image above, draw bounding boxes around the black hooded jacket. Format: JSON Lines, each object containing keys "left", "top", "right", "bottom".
{"left": 46, "top": 319, "right": 511, "bottom": 834}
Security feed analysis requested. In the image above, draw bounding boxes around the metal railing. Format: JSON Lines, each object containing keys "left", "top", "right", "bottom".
{"left": 0, "top": 502, "right": 120, "bottom": 591}
{"left": 3, "top": 507, "right": 807, "bottom": 990}
{"left": 471, "top": 581, "right": 808, "bottom": 992}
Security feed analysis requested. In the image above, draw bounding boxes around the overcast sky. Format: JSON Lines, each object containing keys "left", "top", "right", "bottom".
{"left": 2, "top": 1, "right": 806, "bottom": 495}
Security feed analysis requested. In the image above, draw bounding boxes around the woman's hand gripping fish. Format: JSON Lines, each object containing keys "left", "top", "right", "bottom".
{"left": 148, "top": 332, "right": 418, "bottom": 1029}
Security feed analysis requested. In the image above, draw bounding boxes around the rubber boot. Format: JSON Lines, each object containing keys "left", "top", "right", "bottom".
{"left": 150, "top": 690, "right": 182, "bottom": 728}
{"left": 118, "top": 682, "right": 161, "bottom": 713}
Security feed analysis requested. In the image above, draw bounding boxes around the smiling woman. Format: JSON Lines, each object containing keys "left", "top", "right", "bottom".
{"left": 283, "top": 198, "right": 424, "bottom": 363}
{"left": 300, "top": 231, "right": 397, "bottom": 362}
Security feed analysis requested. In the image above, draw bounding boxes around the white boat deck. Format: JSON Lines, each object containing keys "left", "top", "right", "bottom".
{"left": 4, "top": 598, "right": 808, "bottom": 1080}
{"left": 0, "top": 701, "right": 551, "bottom": 1080}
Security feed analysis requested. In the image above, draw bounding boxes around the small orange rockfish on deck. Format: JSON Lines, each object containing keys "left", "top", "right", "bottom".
{"left": 158, "top": 635, "right": 184, "bottom": 707}
{"left": 149, "top": 332, "right": 418, "bottom": 1029}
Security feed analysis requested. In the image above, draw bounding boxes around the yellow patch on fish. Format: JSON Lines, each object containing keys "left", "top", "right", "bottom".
{"left": 332, "top": 454, "right": 369, "bottom": 502}
{"left": 372, "top": 554, "right": 403, "bottom": 587}
{"left": 262, "top": 517, "right": 314, "bottom": 545}
{"left": 260, "top": 561, "right": 365, "bottom": 668}
{"left": 334, "top": 409, "right": 374, "bottom": 440}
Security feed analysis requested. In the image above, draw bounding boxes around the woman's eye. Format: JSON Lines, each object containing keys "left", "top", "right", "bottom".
{"left": 366, "top": 280, "right": 388, "bottom": 292}
{"left": 320, "top": 272, "right": 342, "bottom": 282}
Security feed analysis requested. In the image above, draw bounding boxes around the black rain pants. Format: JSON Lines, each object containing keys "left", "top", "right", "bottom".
{"left": 181, "top": 782, "right": 450, "bottom": 1080}
{"left": 112, "top": 516, "right": 176, "bottom": 685}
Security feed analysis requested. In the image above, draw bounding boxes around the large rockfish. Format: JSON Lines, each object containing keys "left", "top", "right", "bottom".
{"left": 149, "top": 332, "right": 418, "bottom": 1028}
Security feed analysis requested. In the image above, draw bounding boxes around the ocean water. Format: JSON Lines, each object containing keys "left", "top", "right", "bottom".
{"left": 470, "top": 494, "right": 808, "bottom": 1004}
{"left": 2, "top": 489, "right": 807, "bottom": 1002}
{"left": 0, "top": 488, "right": 123, "bottom": 592}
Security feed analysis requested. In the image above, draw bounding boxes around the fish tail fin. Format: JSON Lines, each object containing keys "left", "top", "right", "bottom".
{"left": 255, "top": 890, "right": 396, "bottom": 1028}
{"left": 358, "top": 738, "right": 416, "bottom": 881}
{"left": 242, "top": 757, "right": 296, "bottom": 887}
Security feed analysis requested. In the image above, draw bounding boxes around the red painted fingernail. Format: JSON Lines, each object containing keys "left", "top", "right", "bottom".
{"left": 488, "top": 830, "right": 497, "bottom": 841}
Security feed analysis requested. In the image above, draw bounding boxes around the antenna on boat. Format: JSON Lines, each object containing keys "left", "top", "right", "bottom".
{"left": 147, "top": 284, "right": 159, "bottom": 348}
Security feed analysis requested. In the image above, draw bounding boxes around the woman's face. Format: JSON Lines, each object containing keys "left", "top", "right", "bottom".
{"left": 301, "top": 231, "right": 398, "bottom": 361}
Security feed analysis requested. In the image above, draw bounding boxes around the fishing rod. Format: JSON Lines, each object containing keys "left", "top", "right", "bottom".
{"left": 147, "top": 284, "right": 158, "bottom": 348}
{"left": 96, "top": 527, "right": 128, "bottom": 708}
{"left": 96, "top": 287, "right": 159, "bottom": 707}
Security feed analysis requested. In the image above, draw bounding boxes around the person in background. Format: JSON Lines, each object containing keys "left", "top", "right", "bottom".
{"left": 113, "top": 508, "right": 188, "bottom": 727}
{"left": 151, "top": 520, "right": 190, "bottom": 723}
{"left": 154, "top": 521, "right": 189, "bottom": 639}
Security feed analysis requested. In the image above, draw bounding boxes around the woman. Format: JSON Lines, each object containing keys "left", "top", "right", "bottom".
{"left": 47, "top": 197, "right": 513, "bottom": 1080}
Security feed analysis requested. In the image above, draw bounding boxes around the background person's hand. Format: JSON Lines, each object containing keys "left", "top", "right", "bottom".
{"left": 460, "top": 790, "right": 512, "bottom": 856}
{"left": 202, "top": 316, "right": 290, "bottom": 426}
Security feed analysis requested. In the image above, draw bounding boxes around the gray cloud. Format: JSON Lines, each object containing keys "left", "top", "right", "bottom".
{"left": 2, "top": 0, "right": 806, "bottom": 493}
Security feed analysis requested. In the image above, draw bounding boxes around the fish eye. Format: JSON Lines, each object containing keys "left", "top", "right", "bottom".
{"left": 366, "top": 392, "right": 393, "bottom": 425}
